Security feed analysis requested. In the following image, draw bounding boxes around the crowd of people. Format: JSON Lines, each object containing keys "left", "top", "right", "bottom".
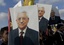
{"left": 0, "top": 7, "right": 64, "bottom": 45}
{"left": 39, "top": 7, "right": 64, "bottom": 45}
{"left": 0, "top": 23, "right": 64, "bottom": 45}
{"left": 39, "top": 23, "right": 64, "bottom": 45}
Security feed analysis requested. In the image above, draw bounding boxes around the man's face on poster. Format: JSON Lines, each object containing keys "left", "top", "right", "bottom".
{"left": 16, "top": 12, "right": 29, "bottom": 30}
{"left": 38, "top": 7, "right": 45, "bottom": 17}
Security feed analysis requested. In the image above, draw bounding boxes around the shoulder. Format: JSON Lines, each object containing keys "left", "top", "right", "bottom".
{"left": 27, "top": 28, "right": 38, "bottom": 35}
{"left": 55, "top": 16, "right": 60, "bottom": 18}
{"left": 9, "top": 28, "right": 18, "bottom": 34}
{"left": 11, "top": 28, "right": 18, "bottom": 31}
{"left": 27, "top": 28, "right": 38, "bottom": 40}
{"left": 42, "top": 17, "right": 48, "bottom": 22}
{"left": 43, "top": 17, "right": 48, "bottom": 21}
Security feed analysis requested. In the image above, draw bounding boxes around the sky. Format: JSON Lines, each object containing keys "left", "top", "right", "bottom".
{"left": 0, "top": 0, "right": 64, "bottom": 29}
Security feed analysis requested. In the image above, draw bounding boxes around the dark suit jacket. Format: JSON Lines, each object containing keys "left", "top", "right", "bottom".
{"left": 39, "top": 17, "right": 48, "bottom": 33}
{"left": 54, "top": 31, "right": 64, "bottom": 45}
{"left": 1, "top": 42, "right": 8, "bottom": 45}
{"left": 8, "top": 27, "right": 39, "bottom": 45}
{"left": 49, "top": 16, "right": 61, "bottom": 25}
{"left": 0, "top": 40, "right": 2, "bottom": 45}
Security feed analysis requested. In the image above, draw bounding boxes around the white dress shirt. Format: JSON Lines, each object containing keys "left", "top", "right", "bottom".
{"left": 39, "top": 17, "right": 42, "bottom": 22}
{"left": 18, "top": 27, "right": 27, "bottom": 37}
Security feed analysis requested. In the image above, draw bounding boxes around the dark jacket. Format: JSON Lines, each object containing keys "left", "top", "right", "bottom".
{"left": 39, "top": 17, "right": 48, "bottom": 33}
{"left": 8, "top": 27, "right": 39, "bottom": 45}
{"left": 1, "top": 42, "right": 8, "bottom": 45}
{"left": 54, "top": 31, "right": 64, "bottom": 45}
{"left": 49, "top": 16, "right": 61, "bottom": 25}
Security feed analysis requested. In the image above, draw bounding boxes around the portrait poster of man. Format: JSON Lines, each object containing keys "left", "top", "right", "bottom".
{"left": 37, "top": 4, "right": 52, "bottom": 20}
{"left": 9, "top": 5, "right": 39, "bottom": 45}
{"left": 49, "top": 6, "right": 61, "bottom": 25}
{"left": 36, "top": 4, "right": 52, "bottom": 32}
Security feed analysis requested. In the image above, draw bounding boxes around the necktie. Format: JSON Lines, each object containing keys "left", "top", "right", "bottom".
{"left": 20, "top": 31, "right": 24, "bottom": 45}
{"left": 39, "top": 17, "right": 40, "bottom": 20}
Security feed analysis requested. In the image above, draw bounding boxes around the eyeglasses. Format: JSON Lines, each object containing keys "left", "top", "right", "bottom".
{"left": 18, "top": 17, "right": 28, "bottom": 21}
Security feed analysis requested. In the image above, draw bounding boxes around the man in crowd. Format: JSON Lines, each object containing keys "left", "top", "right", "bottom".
{"left": 0, "top": 26, "right": 8, "bottom": 45}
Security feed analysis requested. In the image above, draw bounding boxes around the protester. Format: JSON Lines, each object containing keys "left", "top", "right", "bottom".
{"left": 0, "top": 26, "right": 8, "bottom": 45}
